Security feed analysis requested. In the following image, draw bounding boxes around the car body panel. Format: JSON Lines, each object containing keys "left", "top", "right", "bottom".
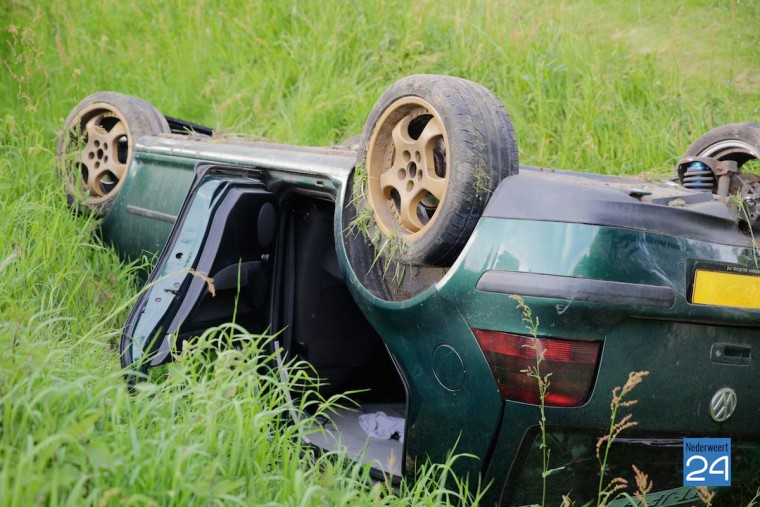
{"left": 102, "top": 135, "right": 355, "bottom": 261}
{"left": 448, "top": 218, "right": 759, "bottom": 430}
{"left": 332, "top": 237, "right": 505, "bottom": 478}
{"left": 101, "top": 151, "right": 196, "bottom": 261}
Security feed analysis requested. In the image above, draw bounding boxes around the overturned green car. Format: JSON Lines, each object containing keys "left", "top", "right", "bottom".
{"left": 57, "top": 75, "right": 760, "bottom": 505}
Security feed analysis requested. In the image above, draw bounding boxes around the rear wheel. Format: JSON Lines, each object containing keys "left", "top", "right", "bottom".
{"left": 345, "top": 75, "right": 518, "bottom": 299}
{"left": 358, "top": 75, "right": 518, "bottom": 266}
{"left": 56, "top": 92, "right": 170, "bottom": 214}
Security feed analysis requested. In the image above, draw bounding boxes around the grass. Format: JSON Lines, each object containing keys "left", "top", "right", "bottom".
{"left": 595, "top": 371, "right": 650, "bottom": 507}
{"left": 510, "top": 296, "right": 553, "bottom": 507}
{"left": 1, "top": 0, "right": 760, "bottom": 505}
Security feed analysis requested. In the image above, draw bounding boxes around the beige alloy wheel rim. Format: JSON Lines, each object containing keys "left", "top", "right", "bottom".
{"left": 64, "top": 103, "right": 132, "bottom": 205}
{"left": 366, "top": 97, "right": 450, "bottom": 240}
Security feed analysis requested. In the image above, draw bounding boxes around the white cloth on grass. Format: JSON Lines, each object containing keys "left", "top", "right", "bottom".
{"left": 358, "top": 411, "right": 405, "bottom": 443}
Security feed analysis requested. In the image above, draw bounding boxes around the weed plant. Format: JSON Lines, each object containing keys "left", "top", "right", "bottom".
{"left": 595, "top": 371, "right": 649, "bottom": 507}
{"left": 511, "top": 295, "right": 556, "bottom": 507}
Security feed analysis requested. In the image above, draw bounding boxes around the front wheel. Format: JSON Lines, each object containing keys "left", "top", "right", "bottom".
{"left": 56, "top": 92, "right": 170, "bottom": 215}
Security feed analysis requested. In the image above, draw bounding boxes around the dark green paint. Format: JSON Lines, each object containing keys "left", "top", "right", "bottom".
{"left": 127, "top": 177, "right": 227, "bottom": 361}
{"left": 102, "top": 152, "right": 197, "bottom": 261}
{"left": 432, "top": 344, "right": 466, "bottom": 392}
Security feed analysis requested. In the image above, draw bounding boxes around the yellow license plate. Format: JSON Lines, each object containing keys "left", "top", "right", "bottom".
{"left": 692, "top": 268, "right": 760, "bottom": 309}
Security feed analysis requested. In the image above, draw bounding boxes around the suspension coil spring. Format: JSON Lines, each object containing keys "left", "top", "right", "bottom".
{"left": 682, "top": 161, "right": 715, "bottom": 192}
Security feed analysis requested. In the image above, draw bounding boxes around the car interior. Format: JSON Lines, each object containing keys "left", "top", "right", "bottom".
{"left": 128, "top": 176, "right": 409, "bottom": 476}
{"left": 274, "top": 192, "right": 408, "bottom": 476}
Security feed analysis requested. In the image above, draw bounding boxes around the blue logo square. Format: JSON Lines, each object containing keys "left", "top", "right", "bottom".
{"left": 683, "top": 438, "right": 731, "bottom": 487}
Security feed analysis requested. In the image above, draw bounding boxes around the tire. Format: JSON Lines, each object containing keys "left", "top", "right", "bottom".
{"left": 353, "top": 74, "right": 518, "bottom": 267}
{"left": 679, "top": 123, "right": 760, "bottom": 195}
{"left": 683, "top": 123, "right": 760, "bottom": 164}
{"left": 56, "top": 92, "right": 170, "bottom": 215}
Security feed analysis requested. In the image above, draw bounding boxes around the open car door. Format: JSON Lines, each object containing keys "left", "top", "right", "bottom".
{"left": 120, "top": 164, "right": 277, "bottom": 374}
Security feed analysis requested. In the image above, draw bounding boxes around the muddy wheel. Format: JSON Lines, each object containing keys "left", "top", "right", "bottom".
{"left": 355, "top": 74, "right": 518, "bottom": 267}
{"left": 56, "top": 92, "right": 170, "bottom": 214}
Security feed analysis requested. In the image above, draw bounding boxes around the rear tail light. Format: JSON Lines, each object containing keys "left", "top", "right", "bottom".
{"left": 472, "top": 328, "right": 601, "bottom": 407}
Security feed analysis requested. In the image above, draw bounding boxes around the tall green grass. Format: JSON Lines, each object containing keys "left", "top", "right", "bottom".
{"left": 1, "top": 0, "right": 759, "bottom": 505}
